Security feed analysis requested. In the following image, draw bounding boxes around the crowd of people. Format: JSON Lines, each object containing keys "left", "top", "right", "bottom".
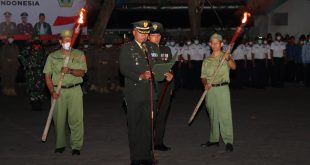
{"left": 164, "top": 32, "right": 310, "bottom": 90}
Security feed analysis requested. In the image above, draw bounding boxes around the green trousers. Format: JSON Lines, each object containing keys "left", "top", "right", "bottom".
{"left": 205, "top": 85, "right": 233, "bottom": 144}
{"left": 155, "top": 81, "right": 173, "bottom": 145}
{"left": 53, "top": 86, "right": 84, "bottom": 150}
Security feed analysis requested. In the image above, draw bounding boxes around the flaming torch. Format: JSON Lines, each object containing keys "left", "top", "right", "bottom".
{"left": 188, "top": 12, "right": 251, "bottom": 125}
{"left": 41, "top": 7, "right": 87, "bottom": 142}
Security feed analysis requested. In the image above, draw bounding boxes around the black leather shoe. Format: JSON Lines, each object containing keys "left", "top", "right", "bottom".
{"left": 130, "top": 160, "right": 154, "bottom": 165}
{"left": 200, "top": 141, "right": 219, "bottom": 147}
{"left": 155, "top": 144, "right": 171, "bottom": 151}
{"left": 54, "top": 147, "right": 65, "bottom": 153}
{"left": 72, "top": 149, "right": 80, "bottom": 155}
{"left": 225, "top": 143, "right": 233, "bottom": 152}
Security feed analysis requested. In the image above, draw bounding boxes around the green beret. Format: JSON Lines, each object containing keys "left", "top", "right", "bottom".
{"left": 132, "top": 20, "right": 150, "bottom": 34}
{"left": 150, "top": 22, "right": 164, "bottom": 34}
{"left": 60, "top": 29, "right": 73, "bottom": 38}
{"left": 210, "top": 33, "right": 223, "bottom": 42}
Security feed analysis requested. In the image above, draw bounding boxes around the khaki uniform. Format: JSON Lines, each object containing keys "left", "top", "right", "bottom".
{"left": 201, "top": 52, "right": 233, "bottom": 144}
{"left": 43, "top": 49, "right": 87, "bottom": 150}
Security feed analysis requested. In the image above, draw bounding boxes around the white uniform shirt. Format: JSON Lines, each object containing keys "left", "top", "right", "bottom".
{"left": 245, "top": 45, "right": 253, "bottom": 60}
{"left": 190, "top": 44, "right": 205, "bottom": 61}
{"left": 252, "top": 44, "right": 268, "bottom": 59}
{"left": 270, "top": 41, "right": 286, "bottom": 58}
{"left": 232, "top": 44, "right": 246, "bottom": 60}
{"left": 264, "top": 44, "right": 271, "bottom": 59}
{"left": 180, "top": 45, "right": 193, "bottom": 60}
{"left": 202, "top": 44, "right": 211, "bottom": 58}
{"left": 168, "top": 44, "right": 179, "bottom": 61}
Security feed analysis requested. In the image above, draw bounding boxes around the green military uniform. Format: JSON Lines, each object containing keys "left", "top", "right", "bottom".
{"left": 154, "top": 45, "right": 174, "bottom": 146}
{"left": 147, "top": 22, "right": 174, "bottom": 149}
{"left": 43, "top": 30, "right": 87, "bottom": 151}
{"left": 0, "top": 41, "right": 20, "bottom": 95}
{"left": 201, "top": 51, "right": 234, "bottom": 145}
{"left": 19, "top": 41, "right": 47, "bottom": 110}
{"left": 0, "top": 12, "right": 19, "bottom": 96}
{"left": 119, "top": 20, "right": 157, "bottom": 163}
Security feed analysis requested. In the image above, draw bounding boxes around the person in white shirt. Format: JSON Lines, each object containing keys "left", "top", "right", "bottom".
{"left": 251, "top": 36, "right": 268, "bottom": 88}
{"left": 264, "top": 39, "right": 272, "bottom": 86}
{"left": 179, "top": 40, "right": 193, "bottom": 88}
{"left": 244, "top": 40, "right": 254, "bottom": 86}
{"left": 270, "top": 32, "right": 286, "bottom": 87}
{"left": 231, "top": 41, "right": 247, "bottom": 88}
{"left": 189, "top": 39, "right": 205, "bottom": 89}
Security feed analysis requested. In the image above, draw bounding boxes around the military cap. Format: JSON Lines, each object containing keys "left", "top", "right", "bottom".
{"left": 132, "top": 20, "right": 150, "bottom": 34}
{"left": 60, "top": 29, "right": 73, "bottom": 38}
{"left": 39, "top": 13, "right": 45, "bottom": 17}
{"left": 209, "top": 33, "right": 223, "bottom": 42}
{"left": 20, "top": 12, "right": 28, "bottom": 17}
{"left": 150, "top": 22, "right": 164, "bottom": 34}
{"left": 4, "top": 11, "right": 12, "bottom": 17}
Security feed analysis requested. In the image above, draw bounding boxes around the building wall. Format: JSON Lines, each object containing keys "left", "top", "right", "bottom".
{"left": 267, "top": 0, "right": 310, "bottom": 38}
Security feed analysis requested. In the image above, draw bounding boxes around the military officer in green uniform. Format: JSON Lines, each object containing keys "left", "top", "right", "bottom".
{"left": 0, "top": 12, "right": 19, "bottom": 96}
{"left": 147, "top": 22, "right": 174, "bottom": 151}
{"left": 19, "top": 40, "right": 47, "bottom": 111}
{"left": 43, "top": 29, "right": 87, "bottom": 155}
{"left": 119, "top": 20, "right": 156, "bottom": 165}
{"left": 200, "top": 33, "right": 236, "bottom": 152}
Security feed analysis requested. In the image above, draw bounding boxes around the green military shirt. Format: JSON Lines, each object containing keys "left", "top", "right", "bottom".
{"left": 201, "top": 52, "right": 230, "bottom": 84}
{"left": 43, "top": 49, "right": 87, "bottom": 86}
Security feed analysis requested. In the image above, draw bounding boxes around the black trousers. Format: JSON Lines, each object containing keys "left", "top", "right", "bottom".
{"left": 285, "top": 60, "right": 296, "bottom": 82}
{"left": 232, "top": 60, "right": 247, "bottom": 88}
{"left": 126, "top": 98, "right": 155, "bottom": 161}
{"left": 304, "top": 64, "right": 310, "bottom": 87}
{"left": 190, "top": 60, "right": 203, "bottom": 89}
{"left": 253, "top": 59, "right": 267, "bottom": 88}
{"left": 271, "top": 57, "right": 285, "bottom": 87}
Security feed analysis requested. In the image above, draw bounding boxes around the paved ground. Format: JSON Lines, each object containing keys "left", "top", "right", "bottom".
{"left": 0, "top": 85, "right": 310, "bottom": 165}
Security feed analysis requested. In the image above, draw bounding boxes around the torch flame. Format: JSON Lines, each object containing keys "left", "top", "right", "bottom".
{"left": 241, "top": 12, "right": 251, "bottom": 24}
{"left": 78, "top": 8, "right": 86, "bottom": 24}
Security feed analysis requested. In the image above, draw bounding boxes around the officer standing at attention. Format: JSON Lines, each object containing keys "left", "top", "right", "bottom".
{"left": 17, "top": 12, "right": 34, "bottom": 35}
{"left": 231, "top": 40, "right": 247, "bottom": 89}
{"left": 0, "top": 12, "right": 19, "bottom": 96}
{"left": 148, "top": 22, "right": 174, "bottom": 151}
{"left": 119, "top": 20, "right": 155, "bottom": 165}
{"left": 252, "top": 36, "right": 268, "bottom": 88}
{"left": 200, "top": 33, "right": 236, "bottom": 152}
{"left": 270, "top": 32, "right": 286, "bottom": 87}
{"left": 43, "top": 29, "right": 87, "bottom": 155}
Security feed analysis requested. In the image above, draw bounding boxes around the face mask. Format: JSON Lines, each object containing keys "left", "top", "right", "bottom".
{"left": 187, "top": 41, "right": 191, "bottom": 45}
{"left": 84, "top": 44, "right": 88, "bottom": 49}
{"left": 62, "top": 42, "right": 71, "bottom": 50}
{"left": 258, "top": 40, "right": 263, "bottom": 44}
{"left": 105, "top": 44, "right": 112, "bottom": 48}
{"left": 263, "top": 40, "right": 267, "bottom": 44}
{"left": 170, "top": 41, "right": 175, "bottom": 46}
{"left": 8, "top": 38, "right": 14, "bottom": 44}
{"left": 300, "top": 41, "right": 304, "bottom": 44}
{"left": 249, "top": 42, "right": 253, "bottom": 45}
{"left": 194, "top": 40, "right": 199, "bottom": 45}
{"left": 276, "top": 36, "right": 281, "bottom": 41}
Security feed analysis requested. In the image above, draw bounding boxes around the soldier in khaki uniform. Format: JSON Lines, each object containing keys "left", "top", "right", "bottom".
{"left": 200, "top": 33, "right": 236, "bottom": 152}
{"left": 0, "top": 12, "right": 19, "bottom": 96}
{"left": 43, "top": 29, "right": 87, "bottom": 155}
